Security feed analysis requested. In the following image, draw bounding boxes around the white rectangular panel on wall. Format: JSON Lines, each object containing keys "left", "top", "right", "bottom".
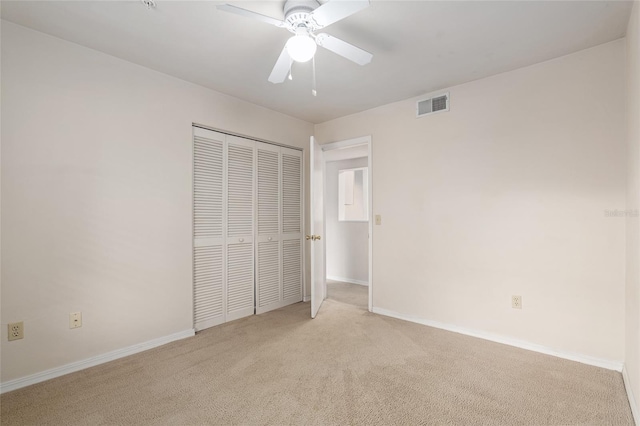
{"left": 226, "top": 136, "right": 256, "bottom": 321}
{"left": 281, "top": 147, "right": 303, "bottom": 304}
{"left": 193, "top": 127, "right": 226, "bottom": 331}
{"left": 256, "top": 142, "right": 283, "bottom": 314}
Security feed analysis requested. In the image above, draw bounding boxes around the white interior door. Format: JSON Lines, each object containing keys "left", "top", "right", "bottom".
{"left": 255, "top": 142, "right": 282, "bottom": 314}
{"left": 226, "top": 135, "right": 256, "bottom": 322}
{"left": 281, "top": 148, "right": 303, "bottom": 306}
{"left": 193, "top": 127, "right": 226, "bottom": 331}
{"left": 310, "top": 136, "right": 325, "bottom": 318}
{"left": 255, "top": 143, "right": 303, "bottom": 314}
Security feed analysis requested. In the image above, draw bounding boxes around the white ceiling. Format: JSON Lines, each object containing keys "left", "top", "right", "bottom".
{"left": 1, "top": 1, "right": 633, "bottom": 124}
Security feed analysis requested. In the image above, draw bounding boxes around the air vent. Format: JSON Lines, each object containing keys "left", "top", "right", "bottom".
{"left": 416, "top": 92, "right": 449, "bottom": 118}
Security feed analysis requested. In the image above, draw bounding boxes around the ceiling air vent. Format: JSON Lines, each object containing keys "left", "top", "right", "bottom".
{"left": 416, "top": 92, "right": 449, "bottom": 118}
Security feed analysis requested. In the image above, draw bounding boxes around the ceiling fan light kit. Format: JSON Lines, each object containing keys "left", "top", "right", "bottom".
{"left": 217, "top": 0, "right": 372, "bottom": 93}
{"left": 287, "top": 33, "right": 317, "bottom": 63}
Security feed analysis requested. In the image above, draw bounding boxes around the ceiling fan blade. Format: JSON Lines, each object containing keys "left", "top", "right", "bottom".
{"left": 315, "top": 33, "right": 372, "bottom": 65}
{"left": 310, "top": 0, "right": 370, "bottom": 28}
{"left": 217, "top": 4, "right": 286, "bottom": 28}
{"left": 268, "top": 45, "right": 293, "bottom": 84}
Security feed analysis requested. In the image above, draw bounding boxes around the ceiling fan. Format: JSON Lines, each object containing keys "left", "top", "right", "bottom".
{"left": 217, "top": 0, "right": 373, "bottom": 94}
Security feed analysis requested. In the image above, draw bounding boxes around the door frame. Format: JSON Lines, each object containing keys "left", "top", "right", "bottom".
{"left": 320, "top": 136, "right": 373, "bottom": 312}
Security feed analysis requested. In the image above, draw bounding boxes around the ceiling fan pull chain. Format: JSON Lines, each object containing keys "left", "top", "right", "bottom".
{"left": 312, "top": 56, "right": 317, "bottom": 97}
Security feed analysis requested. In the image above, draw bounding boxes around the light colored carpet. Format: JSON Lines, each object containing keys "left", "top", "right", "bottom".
{"left": 327, "top": 280, "right": 368, "bottom": 309}
{"left": 1, "top": 294, "right": 633, "bottom": 425}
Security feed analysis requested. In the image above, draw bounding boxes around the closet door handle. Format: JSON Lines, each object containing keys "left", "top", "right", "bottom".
{"left": 268, "top": 237, "right": 273, "bottom": 241}
{"left": 239, "top": 238, "right": 244, "bottom": 243}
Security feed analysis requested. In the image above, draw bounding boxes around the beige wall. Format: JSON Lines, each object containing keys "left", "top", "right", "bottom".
{"left": 316, "top": 40, "right": 627, "bottom": 362}
{"left": 0, "top": 21, "right": 313, "bottom": 382}
{"left": 626, "top": 1, "right": 640, "bottom": 416}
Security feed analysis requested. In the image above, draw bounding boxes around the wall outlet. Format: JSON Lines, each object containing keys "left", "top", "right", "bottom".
{"left": 70, "top": 312, "right": 82, "bottom": 329}
{"left": 8, "top": 322, "right": 24, "bottom": 341}
{"left": 512, "top": 295, "right": 522, "bottom": 309}
{"left": 375, "top": 215, "right": 382, "bottom": 225}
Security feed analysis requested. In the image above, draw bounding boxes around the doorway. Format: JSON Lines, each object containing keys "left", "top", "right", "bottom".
{"left": 325, "top": 157, "right": 369, "bottom": 310}
{"left": 309, "top": 136, "right": 373, "bottom": 317}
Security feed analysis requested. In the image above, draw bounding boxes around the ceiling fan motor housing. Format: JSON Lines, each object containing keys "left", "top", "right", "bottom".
{"left": 284, "top": 0, "right": 321, "bottom": 31}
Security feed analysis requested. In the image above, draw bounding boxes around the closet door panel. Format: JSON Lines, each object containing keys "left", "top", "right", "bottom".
{"left": 282, "top": 239, "right": 302, "bottom": 301}
{"left": 256, "top": 143, "right": 283, "bottom": 314}
{"left": 257, "top": 146, "right": 280, "bottom": 236}
{"left": 257, "top": 241, "right": 280, "bottom": 308}
{"left": 227, "top": 143, "right": 255, "bottom": 238}
{"left": 281, "top": 148, "right": 303, "bottom": 304}
{"left": 226, "top": 241, "right": 255, "bottom": 320}
{"left": 226, "top": 136, "right": 256, "bottom": 321}
{"left": 282, "top": 150, "right": 302, "bottom": 235}
{"left": 193, "top": 128, "right": 226, "bottom": 331}
{"left": 194, "top": 245, "right": 224, "bottom": 328}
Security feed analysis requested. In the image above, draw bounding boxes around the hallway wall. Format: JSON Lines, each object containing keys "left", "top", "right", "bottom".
{"left": 325, "top": 157, "right": 369, "bottom": 285}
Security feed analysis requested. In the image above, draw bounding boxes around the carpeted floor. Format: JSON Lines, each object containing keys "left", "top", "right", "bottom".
{"left": 327, "top": 280, "right": 368, "bottom": 309}
{"left": 1, "top": 285, "right": 634, "bottom": 425}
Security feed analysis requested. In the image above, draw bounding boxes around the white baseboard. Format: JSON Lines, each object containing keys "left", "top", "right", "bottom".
{"left": 303, "top": 296, "right": 311, "bottom": 302}
{"left": 0, "top": 329, "right": 195, "bottom": 394}
{"left": 327, "top": 275, "right": 368, "bottom": 286}
{"left": 372, "top": 307, "right": 623, "bottom": 372}
{"left": 623, "top": 364, "right": 640, "bottom": 425}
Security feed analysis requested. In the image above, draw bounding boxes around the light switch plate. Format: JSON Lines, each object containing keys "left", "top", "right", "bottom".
{"left": 375, "top": 215, "right": 382, "bottom": 225}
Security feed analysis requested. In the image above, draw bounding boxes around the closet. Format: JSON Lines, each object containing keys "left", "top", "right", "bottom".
{"left": 192, "top": 126, "right": 302, "bottom": 331}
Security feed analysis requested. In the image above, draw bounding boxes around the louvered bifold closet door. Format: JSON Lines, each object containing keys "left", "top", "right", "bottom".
{"left": 226, "top": 135, "right": 256, "bottom": 322}
{"left": 193, "top": 127, "right": 226, "bottom": 331}
{"left": 255, "top": 142, "right": 282, "bottom": 314}
{"left": 281, "top": 147, "right": 303, "bottom": 305}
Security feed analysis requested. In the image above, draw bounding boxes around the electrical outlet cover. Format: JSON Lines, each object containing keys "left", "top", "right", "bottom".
{"left": 70, "top": 312, "right": 82, "bottom": 329}
{"left": 8, "top": 322, "right": 24, "bottom": 341}
{"left": 512, "top": 295, "right": 522, "bottom": 309}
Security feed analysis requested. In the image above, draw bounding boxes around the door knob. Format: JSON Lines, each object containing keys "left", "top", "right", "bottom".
{"left": 306, "top": 235, "right": 312, "bottom": 240}
{"left": 314, "top": 235, "right": 322, "bottom": 241}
